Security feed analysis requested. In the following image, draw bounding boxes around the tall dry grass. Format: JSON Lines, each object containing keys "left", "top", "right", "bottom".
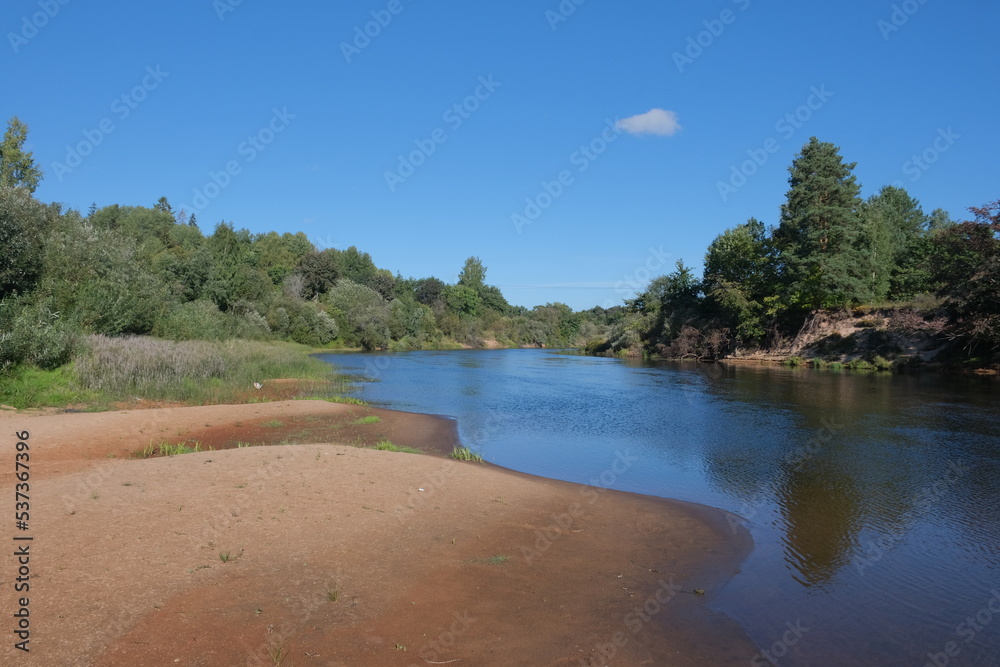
{"left": 74, "top": 335, "right": 344, "bottom": 403}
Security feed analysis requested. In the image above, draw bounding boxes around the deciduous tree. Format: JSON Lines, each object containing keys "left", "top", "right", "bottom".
{"left": 0, "top": 117, "right": 42, "bottom": 193}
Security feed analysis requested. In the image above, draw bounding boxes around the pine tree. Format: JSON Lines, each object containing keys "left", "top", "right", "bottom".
{"left": 154, "top": 196, "right": 174, "bottom": 214}
{"left": 0, "top": 117, "right": 43, "bottom": 193}
{"left": 773, "top": 137, "right": 869, "bottom": 309}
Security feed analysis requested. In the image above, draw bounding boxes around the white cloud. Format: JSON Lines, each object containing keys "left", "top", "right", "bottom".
{"left": 616, "top": 109, "right": 681, "bottom": 137}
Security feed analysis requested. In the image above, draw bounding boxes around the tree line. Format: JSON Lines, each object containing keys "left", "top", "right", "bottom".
{"left": 591, "top": 137, "right": 999, "bottom": 364}
{"left": 2, "top": 116, "right": 996, "bottom": 373}
{"left": 0, "top": 116, "right": 612, "bottom": 374}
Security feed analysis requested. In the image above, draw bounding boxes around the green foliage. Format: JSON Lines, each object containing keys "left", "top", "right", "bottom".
{"left": 73, "top": 336, "right": 334, "bottom": 404}
{"left": 859, "top": 186, "right": 929, "bottom": 300}
{"left": 704, "top": 218, "right": 774, "bottom": 342}
{"left": 930, "top": 200, "right": 1000, "bottom": 350}
{"left": 152, "top": 299, "right": 269, "bottom": 341}
{"left": 871, "top": 355, "right": 893, "bottom": 371}
{"left": 153, "top": 243, "right": 213, "bottom": 302}
{"left": 773, "top": 137, "right": 870, "bottom": 309}
{"left": 42, "top": 217, "right": 166, "bottom": 335}
{"left": 586, "top": 138, "right": 984, "bottom": 365}
{"left": 154, "top": 196, "right": 173, "bottom": 215}
{"left": 0, "top": 364, "right": 96, "bottom": 409}
{"left": 1, "top": 122, "right": 988, "bottom": 377}
{"left": 450, "top": 446, "right": 484, "bottom": 462}
{"left": 338, "top": 246, "right": 379, "bottom": 286}
{"left": 255, "top": 231, "right": 313, "bottom": 285}
{"left": 297, "top": 249, "right": 340, "bottom": 298}
{"left": 444, "top": 284, "right": 481, "bottom": 318}
{"left": 414, "top": 277, "right": 445, "bottom": 306}
{"left": 625, "top": 260, "right": 701, "bottom": 348}
{"left": 0, "top": 117, "right": 42, "bottom": 193}
{"left": 458, "top": 256, "right": 486, "bottom": 289}
{"left": 326, "top": 279, "right": 390, "bottom": 350}
{"left": 0, "top": 187, "right": 52, "bottom": 298}
{"left": 0, "top": 299, "right": 79, "bottom": 371}
{"left": 374, "top": 440, "right": 422, "bottom": 454}
{"left": 529, "top": 303, "right": 580, "bottom": 346}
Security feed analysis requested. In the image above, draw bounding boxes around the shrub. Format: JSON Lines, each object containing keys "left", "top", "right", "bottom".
{"left": 0, "top": 300, "right": 79, "bottom": 371}
{"left": 326, "top": 279, "right": 390, "bottom": 350}
{"left": 44, "top": 219, "right": 166, "bottom": 335}
{"left": 153, "top": 300, "right": 235, "bottom": 341}
{"left": 871, "top": 355, "right": 893, "bottom": 371}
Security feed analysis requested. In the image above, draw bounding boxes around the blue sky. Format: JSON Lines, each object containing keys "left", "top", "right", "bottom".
{"left": 3, "top": 0, "right": 997, "bottom": 310}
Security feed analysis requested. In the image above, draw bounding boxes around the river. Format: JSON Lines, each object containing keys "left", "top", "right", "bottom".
{"left": 318, "top": 348, "right": 1000, "bottom": 666}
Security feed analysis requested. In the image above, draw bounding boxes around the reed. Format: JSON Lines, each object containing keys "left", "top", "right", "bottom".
{"left": 73, "top": 335, "right": 344, "bottom": 404}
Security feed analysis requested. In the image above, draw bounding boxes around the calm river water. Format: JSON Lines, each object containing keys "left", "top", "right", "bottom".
{"left": 319, "top": 349, "right": 1000, "bottom": 666}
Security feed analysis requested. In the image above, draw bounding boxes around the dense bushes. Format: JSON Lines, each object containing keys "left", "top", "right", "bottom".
{"left": 0, "top": 299, "right": 78, "bottom": 371}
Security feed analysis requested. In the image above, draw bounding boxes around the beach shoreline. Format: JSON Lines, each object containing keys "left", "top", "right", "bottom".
{"left": 0, "top": 400, "right": 758, "bottom": 665}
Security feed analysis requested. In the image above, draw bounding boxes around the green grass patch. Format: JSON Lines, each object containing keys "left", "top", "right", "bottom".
{"left": 374, "top": 439, "right": 422, "bottom": 454}
{"left": 353, "top": 415, "right": 381, "bottom": 425}
{"left": 0, "top": 364, "right": 101, "bottom": 410}
{"left": 262, "top": 420, "right": 285, "bottom": 428}
{"left": 450, "top": 446, "right": 484, "bottom": 463}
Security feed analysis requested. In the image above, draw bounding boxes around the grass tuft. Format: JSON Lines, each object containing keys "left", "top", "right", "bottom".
{"left": 450, "top": 445, "right": 484, "bottom": 463}
{"left": 135, "top": 441, "right": 209, "bottom": 458}
{"left": 374, "top": 439, "right": 422, "bottom": 454}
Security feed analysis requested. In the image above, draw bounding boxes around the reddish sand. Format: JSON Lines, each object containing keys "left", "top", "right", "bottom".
{"left": 0, "top": 401, "right": 759, "bottom": 666}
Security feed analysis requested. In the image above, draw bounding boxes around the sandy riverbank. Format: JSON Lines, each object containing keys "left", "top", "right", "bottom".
{"left": 0, "top": 400, "right": 759, "bottom": 665}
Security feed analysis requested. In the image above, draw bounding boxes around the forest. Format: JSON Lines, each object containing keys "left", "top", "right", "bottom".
{"left": 2, "top": 117, "right": 998, "bottom": 383}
